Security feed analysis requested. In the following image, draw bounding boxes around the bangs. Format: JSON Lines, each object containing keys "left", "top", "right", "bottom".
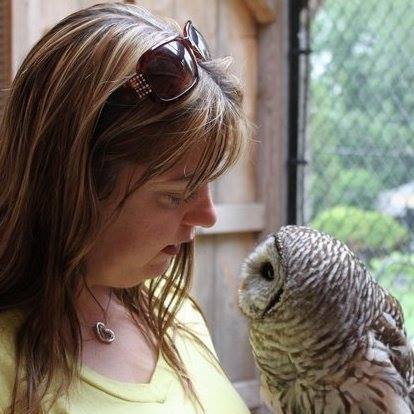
{"left": 148, "top": 57, "right": 252, "bottom": 196}
{"left": 185, "top": 106, "right": 246, "bottom": 196}
{"left": 93, "top": 55, "right": 253, "bottom": 201}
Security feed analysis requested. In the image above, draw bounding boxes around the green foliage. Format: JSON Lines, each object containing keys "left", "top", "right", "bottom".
{"left": 309, "top": 0, "right": 414, "bottom": 219}
{"left": 308, "top": 0, "right": 414, "bottom": 338}
{"left": 310, "top": 168, "right": 383, "bottom": 215}
{"left": 370, "top": 252, "right": 414, "bottom": 337}
{"left": 310, "top": 206, "right": 410, "bottom": 255}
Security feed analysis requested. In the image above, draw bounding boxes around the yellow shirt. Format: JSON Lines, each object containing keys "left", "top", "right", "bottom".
{"left": 0, "top": 299, "right": 251, "bottom": 414}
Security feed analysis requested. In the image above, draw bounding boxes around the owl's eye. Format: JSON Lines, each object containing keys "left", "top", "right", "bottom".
{"left": 260, "top": 262, "right": 274, "bottom": 281}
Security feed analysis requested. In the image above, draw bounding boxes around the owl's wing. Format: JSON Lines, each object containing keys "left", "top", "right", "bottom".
{"left": 372, "top": 287, "right": 414, "bottom": 392}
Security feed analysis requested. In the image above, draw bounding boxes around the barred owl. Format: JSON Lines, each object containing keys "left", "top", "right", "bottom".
{"left": 238, "top": 225, "right": 414, "bottom": 414}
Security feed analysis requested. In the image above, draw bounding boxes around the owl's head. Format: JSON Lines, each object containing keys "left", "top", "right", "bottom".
{"left": 238, "top": 229, "right": 286, "bottom": 320}
{"left": 238, "top": 225, "right": 369, "bottom": 322}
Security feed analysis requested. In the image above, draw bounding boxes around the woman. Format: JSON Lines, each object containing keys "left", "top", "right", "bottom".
{"left": 0, "top": 3, "right": 252, "bottom": 414}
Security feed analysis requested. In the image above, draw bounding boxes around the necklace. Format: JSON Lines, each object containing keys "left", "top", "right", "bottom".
{"left": 83, "top": 279, "right": 115, "bottom": 344}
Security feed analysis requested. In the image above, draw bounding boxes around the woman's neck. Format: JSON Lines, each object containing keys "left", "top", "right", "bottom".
{"left": 75, "top": 283, "right": 125, "bottom": 327}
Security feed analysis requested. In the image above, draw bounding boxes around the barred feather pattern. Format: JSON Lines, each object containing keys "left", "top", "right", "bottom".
{"left": 238, "top": 225, "right": 414, "bottom": 414}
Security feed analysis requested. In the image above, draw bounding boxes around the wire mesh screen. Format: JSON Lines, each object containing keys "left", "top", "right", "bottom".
{"left": 299, "top": 0, "right": 414, "bottom": 336}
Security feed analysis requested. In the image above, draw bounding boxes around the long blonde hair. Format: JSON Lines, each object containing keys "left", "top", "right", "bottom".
{"left": 0, "top": 3, "right": 251, "bottom": 413}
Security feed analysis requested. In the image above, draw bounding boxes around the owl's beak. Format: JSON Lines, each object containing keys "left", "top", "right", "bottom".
{"left": 261, "top": 285, "right": 284, "bottom": 318}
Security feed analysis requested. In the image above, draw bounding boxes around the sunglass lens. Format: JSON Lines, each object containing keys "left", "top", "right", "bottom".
{"left": 186, "top": 23, "right": 211, "bottom": 60}
{"left": 141, "top": 41, "right": 197, "bottom": 101}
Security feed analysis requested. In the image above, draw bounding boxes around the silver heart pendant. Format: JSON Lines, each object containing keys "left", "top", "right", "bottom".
{"left": 94, "top": 321, "right": 115, "bottom": 344}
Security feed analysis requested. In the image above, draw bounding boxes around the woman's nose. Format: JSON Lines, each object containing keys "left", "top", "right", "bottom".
{"left": 182, "top": 184, "right": 217, "bottom": 229}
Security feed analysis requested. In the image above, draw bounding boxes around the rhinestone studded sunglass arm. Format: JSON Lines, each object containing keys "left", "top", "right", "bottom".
{"left": 124, "top": 20, "right": 211, "bottom": 103}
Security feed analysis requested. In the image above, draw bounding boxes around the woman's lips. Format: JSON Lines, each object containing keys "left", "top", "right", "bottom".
{"left": 161, "top": 244, "right": 180, "bottom": 255}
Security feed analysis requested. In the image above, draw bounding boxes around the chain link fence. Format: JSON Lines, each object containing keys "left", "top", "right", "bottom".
{"left": 299, "top": 0, "right": 414, "bottom": 336}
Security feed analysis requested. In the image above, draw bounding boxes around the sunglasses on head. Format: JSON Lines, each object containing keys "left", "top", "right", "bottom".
{"left": 124, "top": 20, "right": 211, "bottom": 103}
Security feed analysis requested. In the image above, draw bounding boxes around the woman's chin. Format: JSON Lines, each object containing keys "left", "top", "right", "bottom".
{"left": 141, "top": 258, "right": 172, "bottom": 280}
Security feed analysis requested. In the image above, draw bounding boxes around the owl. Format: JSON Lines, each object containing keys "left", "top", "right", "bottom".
{"left": 238, "top": 225, "right": 414, "bottom": 414}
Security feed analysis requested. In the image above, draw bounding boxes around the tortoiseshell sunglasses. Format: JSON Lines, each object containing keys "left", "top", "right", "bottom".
{"left": 124, "top": 20, "right": 211, "bottom": 102}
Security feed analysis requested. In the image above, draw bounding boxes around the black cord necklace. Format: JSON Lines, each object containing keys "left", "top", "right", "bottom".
{"left": 83, "top": 277, "right": 115, "bottom": 344}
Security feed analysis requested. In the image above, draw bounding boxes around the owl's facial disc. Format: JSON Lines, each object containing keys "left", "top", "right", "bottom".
{"left": 238, "top": 235, "right": 286, "bottom": 320}
{"left": 261, "top": 235, "right": 286, "bottom": 317}
{"left": 261, "top": 265, "right": 284, "bottom": 317}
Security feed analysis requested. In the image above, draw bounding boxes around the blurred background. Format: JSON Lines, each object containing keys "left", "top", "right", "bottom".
{"left": 302, "top": 0, "right": 414, "bottom": 337}
{"left": 0, "top": 1, "right": 413, "bottom": 413}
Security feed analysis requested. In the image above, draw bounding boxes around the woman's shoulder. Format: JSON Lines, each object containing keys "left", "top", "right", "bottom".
{"left": 176, "top": 294, "right": 205, "bottom": 324}
{"left": 0, "top": 309, "right": 25, "bottom": 410}
{"left": 174, "top": 294, "right": 219, "bottom": 358}
{"left": 0, "top": 308, "right": 25, "bottom": 352}
{"left": 149, "top": 277, "right": 220, "bottom": 358}
{"left": 0, "top": 309, "right": 25, "bottom": 368}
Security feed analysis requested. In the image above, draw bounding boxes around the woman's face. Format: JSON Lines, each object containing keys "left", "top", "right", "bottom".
{"left": 85, "top": 147, "right": 217, "bottom": 288}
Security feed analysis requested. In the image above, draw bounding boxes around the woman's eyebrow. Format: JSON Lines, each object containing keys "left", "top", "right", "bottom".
{"left": 166, "top": 170, "right": 196, "bottom": 183}
{"left": 151, "top": 172, "right": 195, "bottom": 189}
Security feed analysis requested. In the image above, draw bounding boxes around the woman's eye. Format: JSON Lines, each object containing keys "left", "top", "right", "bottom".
{"left": 165, "top": 191, "right": 199, "bottom": 207}
{"left": 167, "top": 195, "right": 182, "bottom": 206}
